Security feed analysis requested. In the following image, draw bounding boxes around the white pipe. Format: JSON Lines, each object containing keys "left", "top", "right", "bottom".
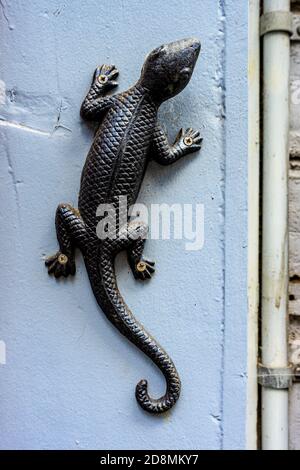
{"left": 247, "top": 0, "right": 260, "bottom": 450}
{"left": 262, "top": 0, "right": 290, "bottom": 451}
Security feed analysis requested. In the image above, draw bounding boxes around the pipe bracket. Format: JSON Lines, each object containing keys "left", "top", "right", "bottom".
{"left": 258, "top": 364, "right": 293, "bottom": 390}
{"left": 291, "top": 14, "right": 300, "bottom": 42}
{"left": 260, "top": 11, "right": 293, "bottom": 37}
{"left": 293, "top": 366, "right": 300, "bottom": 383}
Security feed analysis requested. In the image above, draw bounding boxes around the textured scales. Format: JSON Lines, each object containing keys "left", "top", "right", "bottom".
{"left": 46, "top": 38, "right": 202, "bottom": 414}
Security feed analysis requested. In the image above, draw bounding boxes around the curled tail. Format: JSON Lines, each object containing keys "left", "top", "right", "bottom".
{"left": 135, "top": 350, "right": 181, "bottom": 414}
{"left": 87, "top": 248, "right": 181, "bottom": 414}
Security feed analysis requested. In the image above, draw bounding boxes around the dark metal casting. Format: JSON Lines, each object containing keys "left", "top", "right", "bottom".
{"left": 46, "top": 38, "right": 202, "bottom": 414}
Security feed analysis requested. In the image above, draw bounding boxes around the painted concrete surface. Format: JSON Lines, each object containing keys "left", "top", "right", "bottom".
{"left": 0, "top": 0, "right": 248, "bottom": 449}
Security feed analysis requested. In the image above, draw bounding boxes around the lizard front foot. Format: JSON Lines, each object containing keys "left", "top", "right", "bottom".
{"left": 93, "top": 64, "right": 119, "bottom": 90}
{"left": 133, "top": 258, "right": 155, "bottom": 281}
{"left": 45, "top": 252, "right": 76, "bottom": 278}
{"left": 175, "top": 127, "right": 203, "bottom": 154}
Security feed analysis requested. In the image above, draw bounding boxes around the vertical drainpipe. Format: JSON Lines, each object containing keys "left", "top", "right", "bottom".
{"left": 248, "top": 0, "right": 260, "bottom": 450}
{"left": 261, "top": 0, "right": 292, "bottom": 450}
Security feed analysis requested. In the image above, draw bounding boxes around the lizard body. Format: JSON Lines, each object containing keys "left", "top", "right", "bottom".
{"left": 46, "top": 38, "right": 202, "bottom": 414}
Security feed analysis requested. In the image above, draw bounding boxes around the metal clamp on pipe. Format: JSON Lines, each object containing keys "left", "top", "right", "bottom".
{"left": 260, "top": 11, "right": 293, "bottom": 37}
{"left": 258, "top": 364, "right": 293, "bottom": 390}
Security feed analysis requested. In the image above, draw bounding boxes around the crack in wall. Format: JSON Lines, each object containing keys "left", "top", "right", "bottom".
{"left": 52, "top": 100, "right": 72, "bottom": 134}
{"left": 0, "top": 118, "right": 72, "bottom": 137}
{"left": 0, "top": 0, "right": 13, "bottom": 30}
{"left": 3, "top": 135, "right": 21, "bottom": 223}
{"left": 1, "top": 88, "right": 73, "bottom": 136}
{"left": 0, "top": 118, "right": 52, "bottom": 136}
{"left": 216, "top": 0, "right": 227, "bottom": 450}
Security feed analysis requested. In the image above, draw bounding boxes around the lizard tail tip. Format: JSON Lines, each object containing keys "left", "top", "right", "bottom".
{"left": 135, "top": 377, "right": 180, "bottom": 415}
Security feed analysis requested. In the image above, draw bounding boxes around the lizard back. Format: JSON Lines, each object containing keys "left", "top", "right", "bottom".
{"left": 78, "top": 85, "right": 157, "bottom": 229}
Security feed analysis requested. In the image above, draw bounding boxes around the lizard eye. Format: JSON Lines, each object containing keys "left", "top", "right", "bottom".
{"left": 180, "top": 67, "right": 191, "bottom": 77}
{"left": 151, "top": 45, "right": 164, "bottom": 60}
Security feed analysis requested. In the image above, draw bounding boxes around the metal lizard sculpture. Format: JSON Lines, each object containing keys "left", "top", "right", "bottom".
{"left": 46, "top": 38, "right": 202, "bottom": 414}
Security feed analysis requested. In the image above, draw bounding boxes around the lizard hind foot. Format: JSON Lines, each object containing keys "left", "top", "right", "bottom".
{"left": 45, "top": 252, "right": 76, "bottom": 278}
{"left": 134, "top": 258, "right": 155, "bottom": 281}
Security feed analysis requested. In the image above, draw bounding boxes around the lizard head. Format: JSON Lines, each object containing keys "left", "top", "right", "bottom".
{"left": 139, "top": 38, "right": 201, "bottom": 102}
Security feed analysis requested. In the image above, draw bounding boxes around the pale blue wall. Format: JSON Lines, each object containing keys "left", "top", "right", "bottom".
{"left": 0, "top": 0, "right": 248, "bottom": 449}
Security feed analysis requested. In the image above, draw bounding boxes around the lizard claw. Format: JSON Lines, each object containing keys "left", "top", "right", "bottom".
{"left": 134, "top": 258, "right": 155, "bottom": 281}
{"left": 94, "top": 64, "right": 119, "bottom": 90}
{"left": 45, "top": 252, "right": 76, "bottom": 278}
{"left": 175, "top": 127, "right": 203, "bottom": 154}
